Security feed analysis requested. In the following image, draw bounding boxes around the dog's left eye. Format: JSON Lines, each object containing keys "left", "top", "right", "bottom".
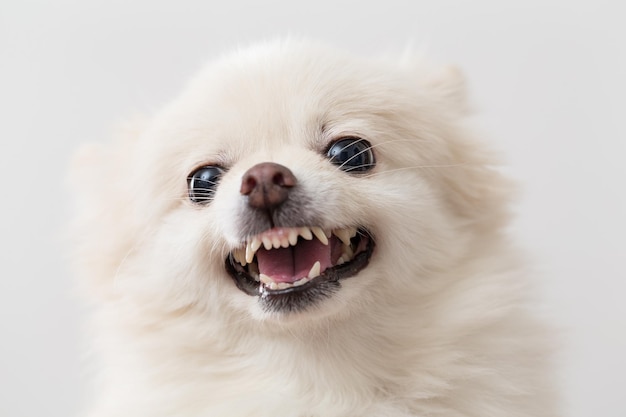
{"left": 326, "top": 137, "right": 375, "bottom": 172}
{"left": 187, "top": 166, "right": 224, "bottom": 204}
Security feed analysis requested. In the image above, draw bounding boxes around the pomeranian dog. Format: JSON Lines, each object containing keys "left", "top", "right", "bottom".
{"left": 70, "top": 39, "right": 557, "bottom": 416}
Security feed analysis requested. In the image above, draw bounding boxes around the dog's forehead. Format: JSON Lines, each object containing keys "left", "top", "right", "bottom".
{"left": 161, "top": 89, "right": 324, "bottom": 160}
{"left": 159, "top": 63, "right": 391, "bottom": 159}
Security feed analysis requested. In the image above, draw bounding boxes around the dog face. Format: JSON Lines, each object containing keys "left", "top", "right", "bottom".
{"left": 72, "top": 40, "right": 509, "bottom": 326}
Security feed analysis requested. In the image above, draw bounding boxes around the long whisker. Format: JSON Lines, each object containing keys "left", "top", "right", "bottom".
{"left": 361, "top": 162, "right": 469, "bottom": 179}
{"left": 334, "top": 138, "right": 422, "bottom": 172}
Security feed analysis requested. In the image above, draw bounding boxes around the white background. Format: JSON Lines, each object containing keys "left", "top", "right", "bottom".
{"left": 1, "top": 1, "right": 624, "bottom": 416}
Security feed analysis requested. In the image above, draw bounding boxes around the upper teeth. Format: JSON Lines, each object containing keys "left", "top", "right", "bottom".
{"left": 231, "top": 226, "right": 358, "bottom": 269}
{"left": 333, "top": 228, "right": 356, "bottom": 246}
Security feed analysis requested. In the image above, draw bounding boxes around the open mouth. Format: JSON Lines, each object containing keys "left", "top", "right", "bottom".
{"left": 225, "top": 226, "right": 374, "bottom": 312}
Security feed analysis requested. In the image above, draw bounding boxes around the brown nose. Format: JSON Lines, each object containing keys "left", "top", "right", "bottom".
{"left": 240, "top": 162, "right": 297, "bottom": 209}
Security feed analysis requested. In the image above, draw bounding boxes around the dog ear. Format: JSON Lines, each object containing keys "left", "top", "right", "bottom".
{"left": 68, "top": 118, "right": 146, "bottom": 299}
{"left": 398, "top": 62, "right": 511, "bottom": 233}
{"left": 396, "top": 52, "right": 470, "bottom": 115}
{"left": 68, "top": 117, "right": 146, "bottom": 211}
{"left": 437, "top": 133, "right": 515, "bottom": 235}
{"left": 425, "top": 65, "right": 470, "bottom": 115}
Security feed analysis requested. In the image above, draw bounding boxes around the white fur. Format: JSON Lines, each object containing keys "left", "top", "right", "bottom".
{"left": 70, "top": 39, "right": 558, "bottom": 416}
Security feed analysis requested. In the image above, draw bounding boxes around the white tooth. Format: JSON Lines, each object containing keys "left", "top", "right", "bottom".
{"left": 299, "top": 227, "right": 313, "bottom": 240}
{"left": 280, "top": 235, "right": 290, "bottom": 248}
{"left": 251, "top": 238, "right": 263, "bottom": 253}
{"left": 308, "top": 261, "right": 321, "bottom": 279}
{"left": 259, "top": 274, "right": 273, "bottom": 285}
{"left": 349, "top": 227, "right": 358, "bottom": 238}
{"left": 276, "top": 282, "right": 291, "bottom": 290}
{"left": 333, "top": 229, "right": 352, "bottom": 247}
{"left": 342, "top": 244, "right": 354, "bottom": 260}
{"left": 311, "top": 227, "right": 328, "bottom": 245}
{"left": 336, "top": 256, "right": 346, "bottom": 265}
{"left": 271, "top": 236, "right": 282, "bottom": 249}
{"left": 239, "top": 248, "right": 249, "bottom": 264}
{"left": 245, "top": 243, "right": 255, "bottom": 264}
{"left": 268, "top": 282, "right": 279, "bottom": 290}
{"left": 262, "top": 236, "right": 273, "bottom": 250}
{"left": 232, "top": 248, "right": 242, "bottom": 265}
{"left": 288, "top": 229, "right": 299, "bottom": 246}
{"left": 293, "top": 277, "right": 309, "bottom": 287}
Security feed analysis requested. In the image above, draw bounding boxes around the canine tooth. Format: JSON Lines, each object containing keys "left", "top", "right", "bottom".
{"left": 262, "top": 236, "right": 273, "bottom": 250}
{"left": 342, "top": 244, "right": 354, "bottom": 260}
{"left": 288, "top": 229, "right": 299, "bottom": 246}
{"left": 251, "top": 238, "right": 262, "bottom": 253}
{"left": 333, "top": 229, "right": 352, "bottom": 247}
{"left": 293, "top": 277, "right": 309, "bottom": 287}
{"left": 311, "top": 227, "right": 328, "bottom": 245}
{"left": 336, "top": 256, "right": 346, "bottom": 265}
{"left": 239, "top": 248, "right": 248, "bottom": 264}
{"left": 299, "top": 227, "right": 313, "bottom": 240}
{"left": 232, "top": 248, "right": 245, "bottom": 265}
{"left": 259, "top": 274, "right": 273, "bottom": 285}
{"left": 308, "top": 261, "right": 321, "bottom": 279}
{"left": 349, "top": 227, "right": 358, "bottom": 238}
{"left": 245, "top": 243, "right": 255, "bottom": 264}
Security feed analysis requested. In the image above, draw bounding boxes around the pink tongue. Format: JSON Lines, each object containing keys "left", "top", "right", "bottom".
{"left": 256, "top": 238, "right": 336, "bottom": 283}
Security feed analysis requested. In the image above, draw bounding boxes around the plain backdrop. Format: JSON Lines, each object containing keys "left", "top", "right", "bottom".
{"left": 1, "top": 1, "right": 624, "bottom": 416}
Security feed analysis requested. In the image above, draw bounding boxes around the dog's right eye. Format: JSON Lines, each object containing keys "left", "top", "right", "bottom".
{"left": 187, "top": 166, "right": 224, "bottom": 204}
{"left": 326, "top": 137, "right": 375, "bottom": 173}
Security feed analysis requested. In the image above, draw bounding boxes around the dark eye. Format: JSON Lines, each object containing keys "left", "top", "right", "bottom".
{"left": 187, "top": 166, "right": 224, "bottom": 204}
{"left": 326, "top": 137, "right": 375, "bottom": 172}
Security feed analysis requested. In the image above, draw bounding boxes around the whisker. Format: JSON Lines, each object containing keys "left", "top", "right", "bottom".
{"left": 334, "top": 138, "right": 418, "bottom": 172}
{"left": 187, "top": 179, "right": 220, "bottom": 186}
{"left": 342, "top": 163, "right": 376, "bottom": 173}
{"left": 333, "top": 138, "right": 372, "bottom": 172}
{"left": 361, "top": 162, "right": 469, "bottom": 179}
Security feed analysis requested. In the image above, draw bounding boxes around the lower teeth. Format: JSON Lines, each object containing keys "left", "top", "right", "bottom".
{"left": 260, "top": 274, "right": 312, "bottom": 291}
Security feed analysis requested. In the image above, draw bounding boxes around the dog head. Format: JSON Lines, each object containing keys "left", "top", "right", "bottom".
{"left": 71, "top": 40, "right": 510, "bottom": 327}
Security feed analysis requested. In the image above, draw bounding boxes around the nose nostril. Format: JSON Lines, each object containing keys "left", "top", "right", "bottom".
{"left": 272, "top": 172, "right": 284, "bottom": 186}
{"left": 240, "top": 176, "right": 257, "bottom": 196}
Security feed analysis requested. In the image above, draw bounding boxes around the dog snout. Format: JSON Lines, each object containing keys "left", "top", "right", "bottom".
{"left": 240, "top": 162, "right": 297, "bottom": 209}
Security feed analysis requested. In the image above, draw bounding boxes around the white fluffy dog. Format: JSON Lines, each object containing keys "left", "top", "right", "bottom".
{"left": 70, "top": 39, "right": 557, "bottom": 416}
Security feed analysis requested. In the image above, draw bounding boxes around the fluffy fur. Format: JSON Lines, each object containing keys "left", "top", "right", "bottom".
{"left": 70, "top": 39, "right": 557, "bottom": 416}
